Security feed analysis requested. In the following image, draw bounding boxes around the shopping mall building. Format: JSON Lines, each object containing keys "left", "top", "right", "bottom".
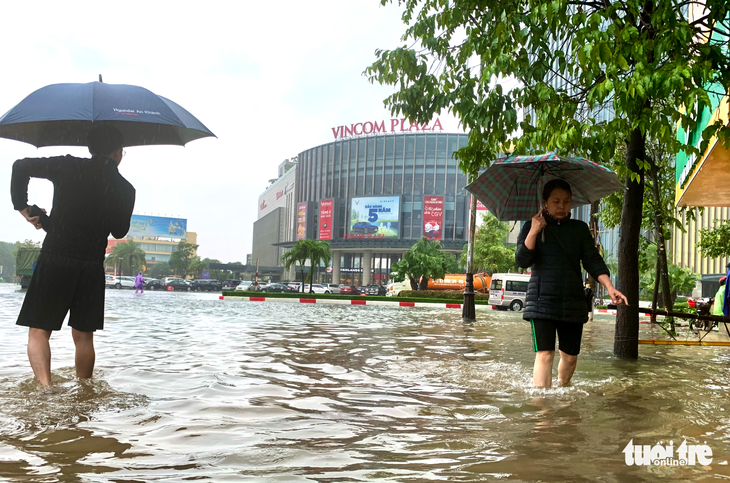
{"left": 252, "top": 118, "right": 520, "bottom": 286}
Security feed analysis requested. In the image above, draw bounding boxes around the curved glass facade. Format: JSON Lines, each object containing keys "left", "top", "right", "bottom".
{"left": 296, "top": 132, "right": 470, "bottom": 241}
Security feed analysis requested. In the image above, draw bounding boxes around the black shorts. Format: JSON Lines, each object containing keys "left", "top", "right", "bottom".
{"left": 16, "top": 252, "right": 105, "bottom": 332}
{"left": 530, "top": 319, "right": 584, "bottom": 356}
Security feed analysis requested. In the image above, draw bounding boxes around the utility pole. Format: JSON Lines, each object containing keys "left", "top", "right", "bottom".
{"left": 462, "top": 193, "right": 478, "bottom": 321}
{"left": 255, "top": 258, "right": 259, "bottom": 292}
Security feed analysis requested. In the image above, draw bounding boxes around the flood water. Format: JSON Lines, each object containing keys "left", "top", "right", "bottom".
{"left": 1, "top": 283, "right": 729, "bottom": 482}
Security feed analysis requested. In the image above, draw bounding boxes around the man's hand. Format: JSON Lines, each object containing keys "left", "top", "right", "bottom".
{"left": 608, "top": 287, "right": 629, "bottom": 306}
{"left": 19, "top": 205, "right": 46, "bottom": 230}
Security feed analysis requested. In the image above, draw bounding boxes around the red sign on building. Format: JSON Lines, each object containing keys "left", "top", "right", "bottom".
{"left": 319, "top": 199, "right": 334, "bottom": 240}
{"left": 423, "top": 196, "right": 444, "bottom": 241}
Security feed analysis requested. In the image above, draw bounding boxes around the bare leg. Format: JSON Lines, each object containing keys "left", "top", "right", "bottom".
{"left": 557, "top": 351, "right": 578, "bottom": 386}
{"left": 72, "top": 328, "right": 95, "bottom": 379}
{"left": 533, "top": 350, "right": 555, "bottom": 388}
{"left": 27, "top": 328, "right": 53, "bottom": 386}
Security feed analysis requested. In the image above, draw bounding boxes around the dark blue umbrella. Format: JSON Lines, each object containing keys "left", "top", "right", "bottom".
{"left": 0, "top": 82, "right": 215, "bottom": 147}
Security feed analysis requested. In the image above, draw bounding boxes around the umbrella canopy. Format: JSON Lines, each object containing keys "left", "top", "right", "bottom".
{"left": 0, "top": 82, "right": 215, "bottom": 148}
{"left": 465, "top": 153, "right": 623, "bottom": 220}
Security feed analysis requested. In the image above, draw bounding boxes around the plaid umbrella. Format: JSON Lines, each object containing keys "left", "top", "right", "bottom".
{"left": 465, "top": 153, "right": 622, "bottom": 221}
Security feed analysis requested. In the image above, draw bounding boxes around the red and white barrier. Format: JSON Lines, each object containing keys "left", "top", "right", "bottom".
{"left": 220, "top": 296, "right": 494, "bottom": 310}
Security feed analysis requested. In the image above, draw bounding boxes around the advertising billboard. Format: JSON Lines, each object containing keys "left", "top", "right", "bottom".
{"left": 347, "top": 196, "right": 400, "bottom": 239}
{"left": 129, "top": 215, "right": 187, "bottom": 240}
{"left": 319, "top": 199, "right": 334, "bottom": 240}
{"left": 423, "top": 196, "right": 444, "bottom": 241}
{"left": 296, "top": 202, "right": 308, "bottom": 240}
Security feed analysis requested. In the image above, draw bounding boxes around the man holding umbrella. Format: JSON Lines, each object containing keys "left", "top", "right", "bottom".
{"left": 10, "top": 125, "right": 135, "bottom": 386}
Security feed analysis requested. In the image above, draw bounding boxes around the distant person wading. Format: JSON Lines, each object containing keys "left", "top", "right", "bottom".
{"left": 515, "top": 179, "right": 628, "bottom": 389}
{"left": 10, "top": 125, "right": 136, "bottom": 387}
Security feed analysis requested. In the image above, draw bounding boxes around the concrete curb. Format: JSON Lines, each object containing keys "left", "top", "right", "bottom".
{"left": 220, "top": 295, "right": 495, "bottom": 310}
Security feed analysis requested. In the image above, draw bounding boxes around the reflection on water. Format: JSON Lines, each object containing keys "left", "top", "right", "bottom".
{"left": 1, "top": 283, "right": 730, "bottom": 481}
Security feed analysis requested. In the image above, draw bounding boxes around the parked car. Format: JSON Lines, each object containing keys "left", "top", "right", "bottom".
{"left": 235, "top": 281, "right": 252, "bottom": 291}
{"left": 300, "top": 283, "right": 332, "bottom": 294}
{"left": 365, "top": 284, "right": 387, "bottom": 296}
{"left": 261, "top": 283, "right": 294, "bottom": 293}
{"left": 247, "top": 281, "right": 270, "bottom": 291}
{"left": 489, "top": 273, "right": 530, "bottom": 311}
{"left": 208, "top": 279, "right": 222, "bottom": 291}
{"left": 222, "top": 279, "right": 242, "bottom": 291}
{"left": 106, "top": 275, "right": 135, "bottom": 289}
{"left": 163, "top": 277, "right": 185, "bottom": 285}
{"left": 321, "top": 283, "right": 341, "bottom": 294}
{"left": 190, "top": 279, "right": 220, "bottom": 291}
{"left": 339, "top": 285, "right": 363, "bottom": 295}
{"left": 351, "top": 221, "right": 379, "bottom": 234}
{"left": 287, "top": 282, "right": 303, "bottom": 292}
{"left": 145, "top": 279, "right": 162, "bottom": 290}
{"left": 164, "top": 279, "right": 192, "bottom": 291}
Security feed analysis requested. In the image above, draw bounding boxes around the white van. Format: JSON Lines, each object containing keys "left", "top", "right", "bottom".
{"left": 489, "top": 273, "right": 531, "bottom": 311}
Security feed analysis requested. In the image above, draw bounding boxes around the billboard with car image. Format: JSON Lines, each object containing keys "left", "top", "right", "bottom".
{"left": 347, "top": 196, "right": 400, "bottom": 238}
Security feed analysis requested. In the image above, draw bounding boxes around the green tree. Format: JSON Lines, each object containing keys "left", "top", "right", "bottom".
{"left": 697, "top": 222, "right": 730, "bottom": 259}
{"left": 148, "top": 261, "right": 173, "bottom": 279}
{"left": 367, "top": 0, "right": 730, "bottom": 358}
{"left": 391, "top": 237, "right": 453, "bottom": 290}
{"left": 281, "top": 239, "right": 315, "bottom": 292}
{"left": 201, "top": 258, "right": 227, "bottom": 281}
{"left": 462, "top": 213, "right": 516, "bottom": 275}
{"left": 0, "top": 241, "right": 16, "bottom": 281}
{"left": 13, "top": 239, "right": 41, "bottom": 257}
{"left": 188, "top": 257, "right": 206, "bottom": 279}
{"left": 106, "top": 240, "right": 146, "bottom": 276}
{"left": 169, "top": 241, "right": 199, "bottom": 278}
{"left": 307, "top": 241, "right": 332, "bottom": 292}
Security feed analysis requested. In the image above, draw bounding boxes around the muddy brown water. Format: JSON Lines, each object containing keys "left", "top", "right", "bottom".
{"left": 1, "top": 284, "right": 729, "bottom": 482}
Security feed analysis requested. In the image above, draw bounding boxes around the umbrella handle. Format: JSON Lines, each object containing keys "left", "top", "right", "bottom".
{"left": 541, "top": 227, "right": 545, "bottom": 242}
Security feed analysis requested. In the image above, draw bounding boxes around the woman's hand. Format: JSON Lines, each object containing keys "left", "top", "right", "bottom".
{"left": 607, "top": 287, "right": 628, "bottom": 306}
{"left": 529, "top": 210, "right": 547, "bottom": 235}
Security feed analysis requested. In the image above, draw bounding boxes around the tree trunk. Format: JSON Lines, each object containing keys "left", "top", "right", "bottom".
{"left": 300, "top": 265, "right": 305, "bottom": 292}
{"left": 649, "top": 158, "right": 674, "bottom": 332}
{"left": 587, "top": 200, "right": 600, "bottom": 322}
{"left": 419, "top": 276, "right": 429, "bottom": 291}
{"left": 614, "top": 127, "right": 645, "bottom": 359}
{"left": 409, "top": 276, "right": 419, "bottom": 291}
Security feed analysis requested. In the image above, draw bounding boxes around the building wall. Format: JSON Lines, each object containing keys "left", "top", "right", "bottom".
{"left": 296, "top": 132, "right": 471, "bottom": 241}
{"left": 673, "top": 207, "right": 730, "bottom": 275}
{"left": 252, "top": 208, "right": 285, "bottom": 267}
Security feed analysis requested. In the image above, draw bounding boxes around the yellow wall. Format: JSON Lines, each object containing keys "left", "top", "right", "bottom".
{"left": 673, "top": 209, "right": 730, "bottom": 274}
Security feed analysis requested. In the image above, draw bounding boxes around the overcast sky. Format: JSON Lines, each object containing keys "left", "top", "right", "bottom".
{"left": 0, "top": 0, "right": 467, "bottom": 262}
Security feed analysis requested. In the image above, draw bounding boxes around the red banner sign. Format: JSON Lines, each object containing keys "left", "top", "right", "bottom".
{"left": 297, "top": 202, "right": 307, "bottom": 240}
{"left": 423, "top": 196, "right": 444, "bottom": 241}
{"left": 319, "top": 199, "right": 334, "bottom": 240}
{"left": 331, "top": 118, "right": 443, "bottom": 139}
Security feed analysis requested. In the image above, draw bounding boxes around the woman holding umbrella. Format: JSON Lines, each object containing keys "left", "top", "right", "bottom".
{"left": 516, "top": 179, "right": 628, "bottom": 388}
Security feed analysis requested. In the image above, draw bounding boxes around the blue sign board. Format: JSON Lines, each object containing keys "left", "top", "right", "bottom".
{"left": 129, "top": 215, "right": 188, "bottom": 240}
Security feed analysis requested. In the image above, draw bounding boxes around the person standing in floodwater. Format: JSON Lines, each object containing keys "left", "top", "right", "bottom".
{"left": 135, "top": 271, "right": 145, "bottom": 294}
{"left": 10, "top": 125, "right": 136, "bottom": 386}
{"left": 515, "top": 179, "right": 627, "bottom": 389}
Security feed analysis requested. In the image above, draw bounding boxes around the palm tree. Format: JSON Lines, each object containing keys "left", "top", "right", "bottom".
{"left": 106, "top": 240, "right": 146, "bottom": 276}
{"left": 308, "top": 241, "right": 332, "bottom": 293}
{"left": 281, "top": 239, "right": 315, "bottom": 293}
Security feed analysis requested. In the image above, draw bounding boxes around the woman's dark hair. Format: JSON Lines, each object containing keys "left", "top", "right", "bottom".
{"left": 542, "top": 178, "right": 572, "bottom": 201}
{"left": 87, "top": 124, "right": 124, "bottom": 156}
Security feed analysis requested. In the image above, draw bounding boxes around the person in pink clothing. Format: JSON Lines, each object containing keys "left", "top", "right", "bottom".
{"left": 134, "top": 271, "right": 145, "bottom": 294}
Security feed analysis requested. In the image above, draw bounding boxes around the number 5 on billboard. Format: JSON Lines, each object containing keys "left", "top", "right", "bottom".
{"left": 368, "top": 208, "right": 378, "bottom": 222}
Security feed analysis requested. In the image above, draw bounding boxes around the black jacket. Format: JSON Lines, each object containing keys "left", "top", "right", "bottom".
{"left": 11, "top": 155, "right": 136, "bottom": 262}
{"left": 515, "top": 214, "right": 609, "bottom": 324}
